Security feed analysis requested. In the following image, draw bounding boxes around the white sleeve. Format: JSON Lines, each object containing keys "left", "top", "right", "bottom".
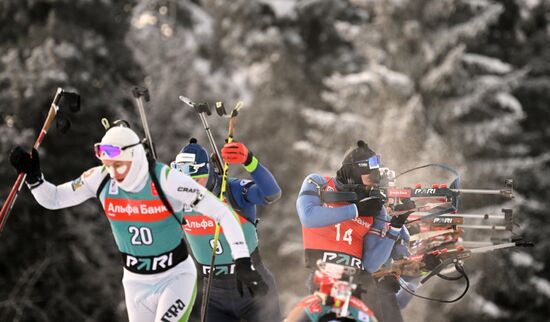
{"left": 29, "top": 166, "right": 106, "bottom": 210}
{"left": 162, "top": 167, "right": 250, "bottom": 260}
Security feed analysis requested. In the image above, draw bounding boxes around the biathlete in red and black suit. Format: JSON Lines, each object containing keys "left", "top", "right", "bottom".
{"left": 296, "top": 140, "right": 411, "bottom": 322}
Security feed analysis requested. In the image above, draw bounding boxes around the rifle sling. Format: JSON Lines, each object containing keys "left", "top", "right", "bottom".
{"left": 147, "top": 158, "right": 186, "bottom": 225}
{"left": 320, "top": 190, "right": 358, "bottom": 203}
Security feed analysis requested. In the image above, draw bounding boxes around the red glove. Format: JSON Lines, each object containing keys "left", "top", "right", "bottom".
{"left": 221, "top": 142, "right": 251, "bottom": 164}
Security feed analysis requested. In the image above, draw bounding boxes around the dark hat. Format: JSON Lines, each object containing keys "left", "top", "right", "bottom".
{"left": 176, "top": 138, "right": 210, "bottom": 176}
{"left": 336, "top": 140, "right": 377, "bottom": 184}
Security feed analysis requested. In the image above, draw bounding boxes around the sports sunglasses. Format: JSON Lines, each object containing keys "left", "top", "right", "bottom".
{"left": 345, "top": 155, "right": 381, "bottom": 170}
{"left": 170, "top": 161, "right": 206, "bottom": 175}
{"left": 94, "top": 142, "right": 141, "bottom": 159}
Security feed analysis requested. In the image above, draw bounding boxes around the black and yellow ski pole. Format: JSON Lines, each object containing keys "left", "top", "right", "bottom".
{"left": 201, "top": 101, "right": 244, "bottom": 321}
{"left": 179, "top": 95, "right": 245, "bottom": 321}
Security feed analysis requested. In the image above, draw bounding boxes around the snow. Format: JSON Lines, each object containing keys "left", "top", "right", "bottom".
{"left": 246, "top": 61, "right": 272, "bottom": 86}
{"left": 519, "top": 0, "right": 541, "bottom": 10}
{"left": 335, "top": 21, "right": 362, "bottom": 41}
{"left": 261, "top": 0, "right": 297, "bottom": 18}
{"left": 133, "top": 11, "right": 158, "bottom": 29}
{"left": 53, "top": 42, "right": 79, "bottom": 59}
{"left": 422, "top": 44, "right": 465, "bottom": 90}
{"left": 510, "top": 252, "right": 544, "bottom": 270}
{"left": 471, "top": 293, "right": 510, "bottom": 318}
{"left": 188, "top": 2, "right": 214, "bottom": 39}
{"left": 465, "top": 0, "right": 494, "bottom": 10}
{"left": 480, "top": 300, "right": 505, "bottom": 317}
{"left": 434, "top": 3, "right": 503, "bottom": 56}
{"left": 462, "top": 53, "right": 513, "bottom": 74}
{"left": 302, "top": 108, "right": 340, "bottom": 129}
{"left": 495, "top": 92, "right": 523, "bottom": 115}
{"left": 372, "top": 64, "right": 414, "bottom": 96}
{"left": 324, "top": 66, "right": 413, "bottom": 98}
{"left": 530, "top": 277, "right": 550, "bottom": 298}
{"left": 329, "top": 71, "right": 375, "bottom": 86}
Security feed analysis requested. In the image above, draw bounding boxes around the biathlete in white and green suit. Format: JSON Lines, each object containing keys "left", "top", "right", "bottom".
{"left": 171, "top": 138, "right": 282, "bottom": 322}
{"left": 9, "top": 125, "right": 267, "bottom": 322}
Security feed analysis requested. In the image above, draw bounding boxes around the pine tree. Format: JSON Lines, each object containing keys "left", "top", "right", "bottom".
{"left": 0, "top": 1, "right": 142, "bottom": 320}
{"left": 446, "top": 1, "right": 550, "bottom": 321}
{"left": 293, "top": 1, "right": 541, "bottom": 320}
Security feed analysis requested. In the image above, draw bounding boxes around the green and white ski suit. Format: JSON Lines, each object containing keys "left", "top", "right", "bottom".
{"left": 29, "top": 162, "right": 249, "bottom": 322}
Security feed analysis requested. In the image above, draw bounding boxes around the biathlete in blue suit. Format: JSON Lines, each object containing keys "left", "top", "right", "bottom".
{"left": 296, "top": 140, "right": 412, "bottom": 322}
{"left": 171, "top": 138, "right": 282, "bottom": 322}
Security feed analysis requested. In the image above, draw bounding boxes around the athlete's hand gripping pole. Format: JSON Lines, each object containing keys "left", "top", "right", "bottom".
{"left": 1, "top": 88, "right": 80, "bottom": 233}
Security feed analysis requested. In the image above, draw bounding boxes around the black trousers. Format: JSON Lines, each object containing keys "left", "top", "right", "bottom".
{"left": 360, "top": 276, "right": 404, "bottom": 322}
{"left": 198, "top": 263, "right": 281, "bottom": 322}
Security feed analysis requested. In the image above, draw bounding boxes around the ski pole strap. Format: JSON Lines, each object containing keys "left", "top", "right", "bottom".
{"left": 367, "top": 227, "right": 384, "bottom": 237}
{"left": 385, "top": 230, "right": 400, "bottom": 241}
{"left": 147, "top": 159, "right": 186, "bottom": 225}
{"left": 27, "top": 174, "right": 45, "bottom": 190}
{"left": 298, "top": 191, "right": 319, "bottom": 198}
{"left": 302, "top": 176, "right": 359, "bottom": 203}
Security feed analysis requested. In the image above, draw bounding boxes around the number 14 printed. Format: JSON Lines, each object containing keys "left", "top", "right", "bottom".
{"left": 335, "top": 223, "right": 353, "bottom": 245}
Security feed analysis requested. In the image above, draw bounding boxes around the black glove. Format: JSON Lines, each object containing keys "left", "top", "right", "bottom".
{"left": 378, "top": 275, "right": 401, "bottom": 293}
{"left": 389, "top": 198, "right": 415, "bottom": 228}
{"left": 235, "top": 257, "right": 269, "bottom": 297}
{"left": 352, "top": 185, "right": 370, "bottom": 200}
{"left": 390, "top": 211, "right": 413, "bottom": 229}
{"left": 393, "top": 198, "right": 416, "bottom": 212}
{"left": 9, "top": 146, "right": 42, "bottom": 185}
{"left": 422, "top": 253, "right": 442, "bottom": 271}
{"left": 355, "top": 197, "right": 384, "bottom": 217}
{"left": 369, "top": 188, "right": 387, "bottom": 201}
{"left": 355, "top": 270, "right": 376, "bottom": 291}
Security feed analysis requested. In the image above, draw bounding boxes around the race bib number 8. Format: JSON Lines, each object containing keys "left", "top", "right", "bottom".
{"left": 209, "top": 239, "right": 223, "bottom": 255}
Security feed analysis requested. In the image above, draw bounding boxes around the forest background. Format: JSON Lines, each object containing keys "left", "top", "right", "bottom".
{"left": 0, "top": 0, "right": 549, "bottom": 321}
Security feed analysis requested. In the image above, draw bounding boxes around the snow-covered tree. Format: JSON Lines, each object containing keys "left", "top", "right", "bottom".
{"left": 1, "top": 0, "right": 548, "bottom": 320}
{"left": 293, "top": 0, "right": 546, "bottom": 320}
{"left": 0, "top": 1, "right": 142, "bottom": 320}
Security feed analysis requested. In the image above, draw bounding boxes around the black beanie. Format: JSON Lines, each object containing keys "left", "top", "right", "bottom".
{"left": 336, "top": 140, "right": 377, "bottom": 184}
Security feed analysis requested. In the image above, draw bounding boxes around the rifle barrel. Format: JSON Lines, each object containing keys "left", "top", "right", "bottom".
{"left": 409, "top": 229, "right": 455, "bottom": 241}
{"left": 469, "top": 242, "right": 518, "bottom": 254}
{"left": 457, "top": 224, "right": 509, "bottom": 230}
{"left": 412, "top": 212, "right": 506, "bottom": 220}
{"left": 460, "top": 241, "right": 500, "bottom": 247}
{"left": 451, "top": 214, "right": 506, "bottom": 219}
{"left": 450, "top": 188, "right": 512, "bottom": 197}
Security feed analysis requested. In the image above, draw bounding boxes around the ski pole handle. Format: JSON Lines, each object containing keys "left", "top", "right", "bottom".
{"left": 179, "top": 96, "right": 223, "bottom": 173}
{"left": 133, "top": 87, "right": 156, "bottom": 159}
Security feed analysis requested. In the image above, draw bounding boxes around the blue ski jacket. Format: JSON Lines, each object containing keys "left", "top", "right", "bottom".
{"left": 297, "top": 174, "right": 405, "bottom": 273}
